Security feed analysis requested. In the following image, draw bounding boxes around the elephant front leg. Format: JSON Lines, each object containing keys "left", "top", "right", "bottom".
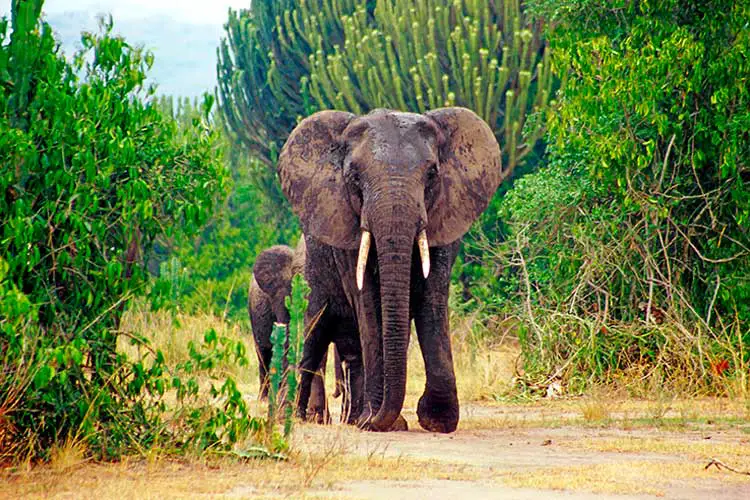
{"left": 308, "top": 349, "right": 330, "bottom": 424}
{"left": 413, "top": 243, "right": 460, "bottom": 433}
{"left": 352, "top": 278, "right": 384, "bottom": 427}
{"left": 296, "top": 305, "right": 330, "bottom": 423}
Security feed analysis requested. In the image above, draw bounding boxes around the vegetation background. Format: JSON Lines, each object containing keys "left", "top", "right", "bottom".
{"left": 1, "top": 0, "right": 748, "bottom": 463}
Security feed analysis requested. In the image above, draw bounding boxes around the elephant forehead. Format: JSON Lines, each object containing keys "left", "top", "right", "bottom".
{"left": 360, "top": 113, "right": 437, "bottom": 167}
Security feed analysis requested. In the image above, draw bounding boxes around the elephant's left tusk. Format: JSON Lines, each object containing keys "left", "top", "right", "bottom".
{"left": 418, "top": 230, "right": 430, "bottom": 279}
{"left": 356, "top": 231, "right": 371, "bottom": 291}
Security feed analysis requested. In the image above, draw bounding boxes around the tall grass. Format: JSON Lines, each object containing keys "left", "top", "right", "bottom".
{"left": 119, "top": 302, "right": 256, "bottom": 385}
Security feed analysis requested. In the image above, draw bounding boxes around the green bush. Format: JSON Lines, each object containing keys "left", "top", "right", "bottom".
{"left": 0, "top": 1, "right": 263, "bottom": 459}
{"left": 490, "top": 0, "right": 750, "bottom": 391}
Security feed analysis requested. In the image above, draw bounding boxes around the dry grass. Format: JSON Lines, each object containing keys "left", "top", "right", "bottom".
{"left": 454, "top": 394, "right": 750, "bottom": 432}
{"left": 119, "top": 303, "right": 256, "bottom": 384}
{"left": 1, "top": 445, "right": 476, "bottom": 499}
{"left": 497, "top": 460, "right": 750, "bottom": 496}
{"left": 572, "top": 436, "right": 750, "bottom": 462}
{"left": 48, "top": 438, "right": 88, "bottom": 473}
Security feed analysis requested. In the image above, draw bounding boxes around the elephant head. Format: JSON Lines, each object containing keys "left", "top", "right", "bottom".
{"left": 252, "top": 238, "right": 306, "bottom": 320}
{"left": 278, "top": 108, "right": 504, "bottom": 430}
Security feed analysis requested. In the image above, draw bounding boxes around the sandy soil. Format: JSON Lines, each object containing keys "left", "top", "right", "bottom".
{"left": 291, "top": 399, "right": 750, "bottom": 499}
{"left": 4, "top": 399, "right": 750, "bottom": 499}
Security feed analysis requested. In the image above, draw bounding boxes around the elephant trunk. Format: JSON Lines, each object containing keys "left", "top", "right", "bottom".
{"left": 367, "top": 205, "right": 417, "bottom": 431}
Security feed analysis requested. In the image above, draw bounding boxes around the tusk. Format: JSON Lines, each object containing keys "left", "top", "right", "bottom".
{"left": 418, "top": 230, "right": 430, "bottom": 279}
{"left": 356, "top": 231, "right": 371, "bottom": 291}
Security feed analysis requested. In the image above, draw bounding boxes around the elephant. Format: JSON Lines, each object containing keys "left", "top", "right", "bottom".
{"left": 278, "top": 107, "right": 505, "bottom": 432}
{"left": 248, "top": 238, "right": 344, "bottom": 423}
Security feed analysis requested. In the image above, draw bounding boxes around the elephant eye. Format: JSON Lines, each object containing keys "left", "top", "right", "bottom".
{"left": 345, "top": 160, "right": 362, "bottom": 185}
{"left": 426, "top": 162, "right": 439, "bottom": 181}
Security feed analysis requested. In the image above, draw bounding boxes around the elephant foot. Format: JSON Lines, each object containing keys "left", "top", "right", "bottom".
{"left": 306, "top": 404, "right": 331, "bottom": 425}
{"left": 332, "top": 383, "right": 343, "bottom": 398}
{"left": 356, "top": 409, "right": 408, "bottom": 432}
{"left": 417, "top": 392, "right": 458, "bottom": 433}
{"left": 391, "top": 414, "right": 408, "bottom": 431}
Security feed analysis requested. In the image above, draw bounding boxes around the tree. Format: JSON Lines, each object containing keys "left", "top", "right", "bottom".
{"left": 218, "top": 0, "right": 552, "bottom": 172}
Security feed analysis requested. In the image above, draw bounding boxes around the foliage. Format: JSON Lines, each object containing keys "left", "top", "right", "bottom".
{"left": 303, "top": 0, "right": 552, "bottom": 172}
{"left": 150, "top": 96, "right": 299, "bottom": 319}
{"left": 217, "top": 1, "right": 554, "bottom": 261}
{"left": 216, "top": 1, "right": 305, "bottom": 230}
{"left": 489, "top": 0, "right": 750, "bottom": 391}
{"left": 0, "top": 1, "right": 270, "bottom": 460}
{"left": 217, "top": 0, "right": 313, "bottom": 167}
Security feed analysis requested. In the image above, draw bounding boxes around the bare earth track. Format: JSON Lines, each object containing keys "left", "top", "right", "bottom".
{"left": 294, "top": 400, "right": 750, "bottom": 499}
{"left": 5, "top": 398, "right": 749, "bottom": 499}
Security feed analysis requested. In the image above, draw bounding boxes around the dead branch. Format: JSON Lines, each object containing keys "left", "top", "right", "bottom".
{"left": 705, "top": 458, "right": 750, "bottom": 476}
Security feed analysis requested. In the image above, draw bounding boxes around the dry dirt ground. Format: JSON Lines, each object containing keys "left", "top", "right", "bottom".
{"left": 4, "top": 397, "right": 750, "bottom": 499}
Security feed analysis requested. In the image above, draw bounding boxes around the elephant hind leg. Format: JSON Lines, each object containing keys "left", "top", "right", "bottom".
{"left": 332, "top": 345, "right": 345, "bottom": 398}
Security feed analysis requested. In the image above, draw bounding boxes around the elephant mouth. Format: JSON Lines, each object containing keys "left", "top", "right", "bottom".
{"left": 355, "top": 229, "right": 430, "bottom": 291}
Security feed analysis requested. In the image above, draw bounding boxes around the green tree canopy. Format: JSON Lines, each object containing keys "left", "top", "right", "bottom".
{"left": 217, "top": 0, "right": 553, "bottom": 172}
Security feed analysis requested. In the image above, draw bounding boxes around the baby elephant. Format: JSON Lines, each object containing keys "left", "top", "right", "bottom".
{"left": 248, "top": 239, "right": 343, "bottom": 423}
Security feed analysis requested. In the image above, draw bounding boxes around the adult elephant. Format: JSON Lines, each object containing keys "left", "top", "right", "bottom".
{"left": 248, "top": 239, "right": 344, "bottom": 423}
{"left": 279, "top": 107, "right": 505, "bottom": 432}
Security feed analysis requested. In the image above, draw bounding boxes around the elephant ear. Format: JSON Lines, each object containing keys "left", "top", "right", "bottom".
{"left": 425, "top": 107, "right": 505, "bottom": 246}
{"left": 278, "top": 111, "right": 360, "bottom": 249}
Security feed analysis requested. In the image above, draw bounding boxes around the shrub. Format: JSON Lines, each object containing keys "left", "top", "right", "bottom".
{"left": 490, "top": 0, "right": 750, "bottom": 392}
{"left": 0, "top": 1, "right": 249, "bottom": 459}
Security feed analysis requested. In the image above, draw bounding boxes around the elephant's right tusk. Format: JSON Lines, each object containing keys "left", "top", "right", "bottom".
{"left": 418, "top": 230, "right": 430, "bottom": 279}
{"left": 356, "top": 230, "right": 371, "bottom": 291}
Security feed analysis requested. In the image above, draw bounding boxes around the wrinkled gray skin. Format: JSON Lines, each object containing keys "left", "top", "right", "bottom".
{"left": 278, "top": 107, "right": 504, "bottom": 432}
{"left": 248, "top": 238, "right": 344, "bottom": 423}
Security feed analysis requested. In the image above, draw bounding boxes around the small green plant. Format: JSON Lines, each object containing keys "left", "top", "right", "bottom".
{"left": 168, "top": 328, "right": 257, "bottom": 453}
{"left": 265, "top": 274, "right": 311, "bottom": 449}
{"left": 267, "top": 323, "right": 286, "bottom": 430}
{"left": 285, "top": 274, "right": 310, "bottom": 435}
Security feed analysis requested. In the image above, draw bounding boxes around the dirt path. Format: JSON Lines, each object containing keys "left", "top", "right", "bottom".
{"left": 4, "top": 399, "right": 750, "bottom": 499}
{"left": 292, "top": 400, "right": 750, "bottom": 499}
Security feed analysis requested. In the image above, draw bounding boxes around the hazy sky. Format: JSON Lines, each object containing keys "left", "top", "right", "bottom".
{"left": 1, "top": 1, "right": 252, "bottom": 97}
{"left": 6, "top": 1, "right": 250, "bottom": 25}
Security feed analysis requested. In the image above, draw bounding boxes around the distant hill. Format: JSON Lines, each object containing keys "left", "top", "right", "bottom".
{"left": 45, "top": 9, "right": 226, "bottom": 99}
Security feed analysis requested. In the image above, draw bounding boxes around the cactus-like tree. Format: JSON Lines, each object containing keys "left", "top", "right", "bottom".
{"left": 218, "top": 0, "right": 552, "bottom": 173}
